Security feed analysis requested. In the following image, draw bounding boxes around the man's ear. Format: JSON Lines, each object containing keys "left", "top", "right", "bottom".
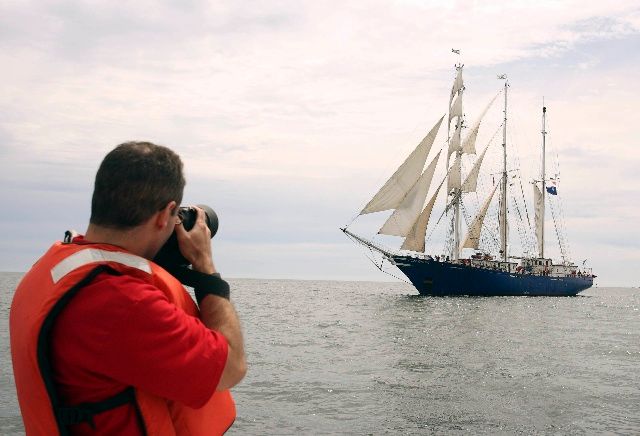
{"left": 156, "top": 201, "right": 178, "bottom": 229}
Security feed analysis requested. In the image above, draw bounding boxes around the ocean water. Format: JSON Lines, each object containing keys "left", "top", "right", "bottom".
{"left": 1, "top": 272, "right": 639, "bottom": 435}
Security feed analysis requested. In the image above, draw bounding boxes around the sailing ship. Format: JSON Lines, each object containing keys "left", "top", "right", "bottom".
{"left": 342, "top": 60, "right": 595, "bottom": 296}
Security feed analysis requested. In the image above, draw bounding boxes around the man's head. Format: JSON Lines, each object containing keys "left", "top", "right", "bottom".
{"left": 90, "top": 141, "right": 185, "bottom": 229}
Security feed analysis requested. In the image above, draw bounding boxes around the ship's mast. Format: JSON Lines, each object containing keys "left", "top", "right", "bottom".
{"left": 454, "top": 174, "right": 460, "bottom": 260}
{"left": 452, "top": 63, "right": 463, "bottom": 261}
{"left": 540, "top": 104, "right": 547, "bottom": 258}
{"left": 499, "top": 76, "right": 509, "bottom": 261}
{"left": 448, "top": 58, "right": 463, "bottom": 261}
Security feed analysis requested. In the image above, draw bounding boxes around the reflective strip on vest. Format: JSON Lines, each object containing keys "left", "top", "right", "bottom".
{"left": 50, "top": 249, "right": 152, "bottom": 283}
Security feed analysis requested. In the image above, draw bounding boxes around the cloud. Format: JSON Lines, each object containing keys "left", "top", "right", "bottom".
{"left": 0, "top": 1, "right": 639, "bottom": 285}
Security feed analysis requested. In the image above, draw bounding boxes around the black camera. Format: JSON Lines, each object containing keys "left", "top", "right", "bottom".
{"left": 154, "top": 204, "right": 219, "bottom": 270}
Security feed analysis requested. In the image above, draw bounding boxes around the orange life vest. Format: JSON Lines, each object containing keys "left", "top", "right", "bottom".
{"left": 10, "top": 240, "right": 236, "bottom": 435}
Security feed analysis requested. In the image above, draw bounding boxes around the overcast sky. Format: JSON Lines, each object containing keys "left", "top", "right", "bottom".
{"left": 0, "top": 0, "right": 638, "bottom": 286}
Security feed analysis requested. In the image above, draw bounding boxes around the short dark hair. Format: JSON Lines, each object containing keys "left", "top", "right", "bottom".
{"left": 90, "top": 141, "right": 185, "bottom": 229}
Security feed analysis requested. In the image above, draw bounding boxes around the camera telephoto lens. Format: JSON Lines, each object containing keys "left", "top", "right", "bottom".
{"left": 179, "top": 204, "right": 218, "bottom": 236}
{"left": 154, "top": 204, "right": 218, "bottom": 270}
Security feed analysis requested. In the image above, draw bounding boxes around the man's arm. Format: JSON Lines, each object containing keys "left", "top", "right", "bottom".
{"left": 198, "top": 295, "right": 246, "bottom": 390}
{"left": 175, "top": 207, "right": 247, "bottom": 390}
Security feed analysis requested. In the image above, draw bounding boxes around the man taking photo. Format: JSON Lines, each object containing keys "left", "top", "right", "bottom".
{"left": 10, "top": 141, "right": 246, "bottom": 435}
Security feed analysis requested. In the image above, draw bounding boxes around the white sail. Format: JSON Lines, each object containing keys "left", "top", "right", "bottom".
{"left": 461, "top": 143, "right": 490, "bottom": 193}
{"left": 449, "top": 68, "right": 464, "bottom": 106}
{"left": 361, "top": 116, "right": 444, "bottom": 214}
{"left": 379, "top": 151, "right": 441, "bottom": 236}
{"left": 447, "top": 154, "right": 461, "bottom": 192}
{"left": 461, "top": 183, "right": 499, "bottom": 250}
{"left": 401, "top": 180, "right": 444, "bottom": 252}
{"left": 449, "top": 93, "right": 463, "bottom": 123}
{"left": 534, "top": 183, "right": 544, "bottom": 255}
{"left": 461, "top": 93, "right": 499, "bottom": 155}
{"left": 448, "top": 123, "right": 462, "bottom": 158}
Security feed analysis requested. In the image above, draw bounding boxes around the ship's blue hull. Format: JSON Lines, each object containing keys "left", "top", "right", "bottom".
{"left": 392, "top": 255, "right": 593, "bottom": 296}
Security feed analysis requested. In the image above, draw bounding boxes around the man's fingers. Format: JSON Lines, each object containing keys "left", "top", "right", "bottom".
{"left": 195, "top": 207, "right": 206, "bottom": 225}
{"left": 194, "top": 207, "right": 211, "bottom": 237}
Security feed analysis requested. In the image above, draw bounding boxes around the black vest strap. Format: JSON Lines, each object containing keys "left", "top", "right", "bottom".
{"left": 56, "top": 386, "right": 136, "bottom": 429}
{"left": 37, "top": 264, "right": 146, "bottom": 435}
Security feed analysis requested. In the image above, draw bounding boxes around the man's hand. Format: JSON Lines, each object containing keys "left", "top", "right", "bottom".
{"left": 175, "top": 207, "right": 216, "bottom": 274}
